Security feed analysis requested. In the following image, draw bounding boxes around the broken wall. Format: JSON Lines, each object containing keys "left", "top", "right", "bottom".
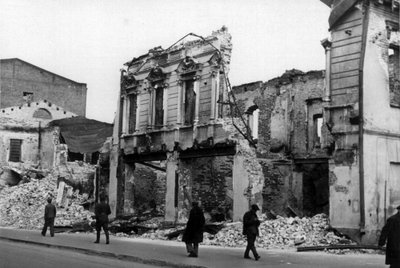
{"left": 231, "top": 70, "right": 326, "bottom": 216}
{"left": 361, "top": 2, "right": 400, "bottom": 243}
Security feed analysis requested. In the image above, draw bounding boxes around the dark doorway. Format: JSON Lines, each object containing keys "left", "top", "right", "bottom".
{"left": 301, "top": 162, "right": 329, "bottom": 216}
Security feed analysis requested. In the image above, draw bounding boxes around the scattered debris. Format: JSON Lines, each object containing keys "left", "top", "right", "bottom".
{"left": 138, "top": 214, "right": 354, "bottom": 249}
{"left": 0, "top": 175, "right": 93, "bottom": 229}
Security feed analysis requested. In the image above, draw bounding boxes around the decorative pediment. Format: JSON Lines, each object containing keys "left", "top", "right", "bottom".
{"left": 121, "top": 73, "right": 139, "bottom": 89}
{"left": 146, "top": 65, "right": 166, "bottom": 82}
{"left": 176, "top": 56, "right": 200, "bottom": 74}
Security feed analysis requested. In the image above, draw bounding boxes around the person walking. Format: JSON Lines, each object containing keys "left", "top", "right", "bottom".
{"left": 41, "top": 197, "right": 56, "bottom": 237}
{"left": 243, "top": 204, "right": 261, "bottom": 261}
{"left": 379, "top": 203, "right": 400, "bottom": 268}
{"left": 182, "top": 201, "right": 205, "bottom": 257}
{"left": 94, "top": 195, "right": 111, "bottom": 244}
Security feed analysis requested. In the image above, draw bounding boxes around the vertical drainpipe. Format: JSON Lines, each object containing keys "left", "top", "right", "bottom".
{"left": 358, "top": 0, "right": 370, "bottom": 236}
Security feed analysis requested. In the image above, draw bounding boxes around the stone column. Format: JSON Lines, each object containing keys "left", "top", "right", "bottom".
{"left": 321, "top": 39, "right": 332, "bottom": 102}
{"left": 165, "top": 152, "right": 179, "bottom": 222}
{"left": 232, "top": 154, "right": 250, "bottom": 221}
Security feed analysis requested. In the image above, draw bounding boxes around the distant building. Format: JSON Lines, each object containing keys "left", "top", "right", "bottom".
{"left": 0, "top": 58, "right": 87, "bottom": 116}
{"left": 0, "top": 100, "right": 77, "bottom": 169}
{"left": 320, "top": 0, "right": 399, "bottom": 244}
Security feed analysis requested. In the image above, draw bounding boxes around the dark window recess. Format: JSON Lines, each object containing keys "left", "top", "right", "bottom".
{"left": 91, "top": 152, "right": 100, "bottom": 165}
{"left": 128, "top": 94, "right": 137, "bottom": 133}
{"left": 184, "top": 79, "right": 195, "bottom": 125}
{"left": 154, "top": 87, "right": 164, "bottom": 129}
{"left": 9, "top": 139, "right": 22, "bottom": 162}
{"left": 389, "top": 46, "right": 400, "bottom": 107}
{"left": 68, "top": 150, "right": 84, "bottom": 162}
{"left": 23, "top": 92, "right": 33, "bottom": 103}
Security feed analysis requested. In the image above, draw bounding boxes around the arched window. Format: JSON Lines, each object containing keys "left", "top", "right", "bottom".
{"left": 33, "top": 108, "right": 52, "bottom": 119}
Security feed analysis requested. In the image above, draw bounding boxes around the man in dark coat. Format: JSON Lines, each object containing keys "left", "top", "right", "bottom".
{"left": 243, "top": 204, "right": 261, "bottom": 261}
{"left": 379, "top": 204, "right": 400, "bottom": 268}
{"left": 182, "top": 201, "right": 205, "bottom": 257}
{"left": 94, "top": 195, "right": 111, "bottom": 244}
{"left": 41, "top": 197, "right": 56, "bottom": 237}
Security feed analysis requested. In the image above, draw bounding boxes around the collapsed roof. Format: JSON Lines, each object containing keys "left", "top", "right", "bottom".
{"left": 48, "top": 116, "right": 113, "bottom": 154}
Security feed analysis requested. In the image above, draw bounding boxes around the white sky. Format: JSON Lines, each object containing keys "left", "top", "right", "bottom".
{"left": 0, "top": 0, "right": 330, "bottom": 123}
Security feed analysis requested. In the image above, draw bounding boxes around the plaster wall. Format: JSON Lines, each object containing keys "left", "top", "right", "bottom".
{"left": 362, "top": 134, "right": 400, "bottom": 243}
{"left": 329, "top": 163, "right": 360, "bottom": 229}
{"left": 363, "top": 10, "right": 400, "bottom": 133}
{"left": 165, "top": 153, "right": 178, "bottom": 222}
{"left": 232, "top": 154, "right": 250, "bottom": 221}
{"left": 0, "top": 130, "right": 39, "bottom": 166}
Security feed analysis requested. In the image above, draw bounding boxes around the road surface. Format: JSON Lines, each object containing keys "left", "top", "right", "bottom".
{"left": 0, "top": 240, "right": 159, "bottom": 268}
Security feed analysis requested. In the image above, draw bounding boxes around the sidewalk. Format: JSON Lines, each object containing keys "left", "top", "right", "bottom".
{"left": 0, "top": 227, "right": 385, "bottom": 268}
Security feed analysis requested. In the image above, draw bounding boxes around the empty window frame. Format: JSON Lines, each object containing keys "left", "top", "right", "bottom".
{"left": 128, "top": 94, "right": 137, "bottom": 133}
{"left": 9, "top": 139, "right": 22, "bottom": 162}
{"left": 153, "top": 84, "right": 164, "bottom": 129}
{"left": 389, "top": 46, "right": 400, "bottom": 107}
{"left": 183, "top": 79, "right": 196, "bottom": 125}
{"left": 313, "top": 114, "right": 323, "bottom": 148}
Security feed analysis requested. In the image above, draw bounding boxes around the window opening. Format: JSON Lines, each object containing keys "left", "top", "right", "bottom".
{"left": 314, "top": 114, "right": 323, "bottom": 148}
{"left": 389, "top": 46, "right": 400, "bottom": 107}
{"left": 128, "top": 94, "right": 137, "bottom": 133}
{"left": 153, "top": 84, "right": 164, "bottom": 129}
{"left": 9, "top": 139, "right": 22, "bottom": 162}
{"left": 184, "top": 79, "right": 195, "bottom": 125}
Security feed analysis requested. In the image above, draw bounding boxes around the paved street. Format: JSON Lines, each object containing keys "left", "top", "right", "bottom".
{"left": 0, "top": 240, "right": 157, "bottom": 268}
{"left": 0, "top": 228, "right": 387, "bottom": 268}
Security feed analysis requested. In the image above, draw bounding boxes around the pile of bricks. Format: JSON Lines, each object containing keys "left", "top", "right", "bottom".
{"left": 0, "top": 175, "right": 92, "bottom": 229}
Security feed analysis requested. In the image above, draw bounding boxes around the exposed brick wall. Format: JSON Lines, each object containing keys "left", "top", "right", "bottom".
{"left": 232, "top": 70, "right": 326, "bottom": 216}
{"left": 0, "top": 59, "right": 87, "bottom": 116}
{"left": 178, "top": 156, "right": 233, "bottom": 220}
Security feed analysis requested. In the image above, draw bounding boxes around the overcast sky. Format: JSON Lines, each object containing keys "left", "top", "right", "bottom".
{"left": 0, "top": 0, "right": 330, "bottom": 123}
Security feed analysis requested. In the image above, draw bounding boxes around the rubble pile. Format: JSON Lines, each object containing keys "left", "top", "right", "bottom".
{"left": 139, "top": 214, "right": 354, "bottom": 249}
{"left": 203, "top": 214, "right": 354, "bottom": 249}
{"left": 0, "top": 175, "right": 92, "bottom": 229}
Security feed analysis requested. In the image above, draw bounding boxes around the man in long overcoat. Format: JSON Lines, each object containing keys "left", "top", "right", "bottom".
{"left": 379, "top": 204, "right": 400, "bottom": 268}
{"left": 41, "top": 197, "right": 56, "bottom": 237}
{"left": 182, "top": 201, "right": 205, "bottom": 257}
{"left": 243, "top": 204, "right": 261, "bottom": 261}
{"left": 94, "top": 195, "right": 111, "bottom": 244}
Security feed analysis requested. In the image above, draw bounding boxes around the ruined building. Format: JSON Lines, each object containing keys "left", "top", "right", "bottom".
{"left": 109, "top": 27, "right": 269, "bottom": 221}
{"left": 232, "top": 70, "right": 328, "bottom": 219}
{"left": 0, "top": 58, "right": 87, "bottom": 116}
{"left": 320, "top": 0, "right": 399, "bottom": 244}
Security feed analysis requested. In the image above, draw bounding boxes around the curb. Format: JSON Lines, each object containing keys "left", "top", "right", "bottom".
{"left": 0, "top": 236, "right": 208, "bottom": 268}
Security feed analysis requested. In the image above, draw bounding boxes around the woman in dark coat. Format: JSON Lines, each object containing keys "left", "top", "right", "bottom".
{"left": 379, "top": 204, "right": 400, "bottom": 268}
{"left": 182, "top": 201, "right": 205, "bottom": 257}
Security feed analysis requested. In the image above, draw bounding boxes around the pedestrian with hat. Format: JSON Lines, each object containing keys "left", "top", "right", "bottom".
{"left": 182, "top": 201, "right": 205, "bottom": 257}
{"left": 243, "top": 204, "right": 261, "bottom": 261}
{"left": 94, "top": 195, "right": 111, "bottom": 244}
{"left": 41, "top": 197, "right": 56, "bottom": 237}
{"left": 379, "top": 202, "right": 400, "bottom": 268}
